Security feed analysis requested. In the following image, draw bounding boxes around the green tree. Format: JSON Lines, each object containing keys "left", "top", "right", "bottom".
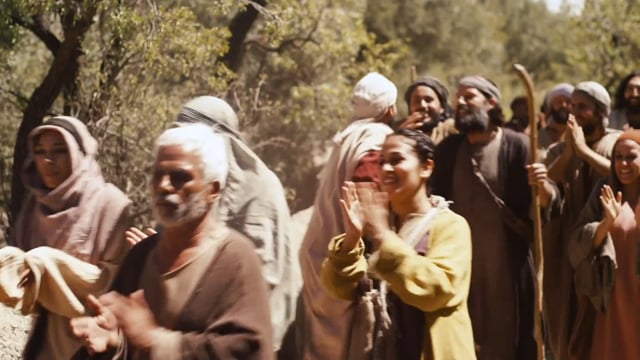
{"left": 565, "top": 0, "right": 640, "bottom": 91}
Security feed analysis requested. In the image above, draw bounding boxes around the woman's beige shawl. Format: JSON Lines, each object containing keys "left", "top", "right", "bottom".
{"left": 9, "top": 116, "right": 130, "bottom": 360}
{"left": 297, "top": 120, "right": 392, "bottom": 359}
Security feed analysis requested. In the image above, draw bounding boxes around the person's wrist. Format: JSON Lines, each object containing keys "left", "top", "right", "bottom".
{"left": 369, "top": 228, "right": 393, "bottom": 250}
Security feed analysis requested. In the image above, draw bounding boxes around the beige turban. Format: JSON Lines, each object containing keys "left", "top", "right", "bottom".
{"left": 351, "top": 72, "right": 398, "bottom": 121}
{"left": 575, "top": 81, "right": 611, "bottom": 116}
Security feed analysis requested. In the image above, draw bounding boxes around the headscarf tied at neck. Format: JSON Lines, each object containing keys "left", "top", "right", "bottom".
{"left": 459, "top": 75, "right": 501, "bottom": 103}
{"left": 13, "top": 116, "right": 130, "bottom": 264}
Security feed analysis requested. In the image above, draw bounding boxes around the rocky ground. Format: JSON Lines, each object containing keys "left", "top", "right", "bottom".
{"left": 0, "top": 305, "right": 31, "bottom": 360}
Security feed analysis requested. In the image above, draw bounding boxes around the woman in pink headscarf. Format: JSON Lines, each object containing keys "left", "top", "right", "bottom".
{"left": 11, "top": 116, "right": 130, "bottom": 360}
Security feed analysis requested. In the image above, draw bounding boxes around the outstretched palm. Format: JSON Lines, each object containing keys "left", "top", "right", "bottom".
{"left": 339, "top": 181, "right": 364, "bottom": 252}
{"left": 600, "top": 184, "right": 622, "bottom": 225}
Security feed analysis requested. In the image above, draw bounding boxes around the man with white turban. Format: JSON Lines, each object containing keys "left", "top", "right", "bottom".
{"left": 537, "top": 83, "right": 575, "bottom": 161}
{"left": 296, "top": 72, "right": 396, "bottom": 359}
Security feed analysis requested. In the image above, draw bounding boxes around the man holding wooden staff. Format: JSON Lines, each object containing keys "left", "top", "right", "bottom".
{"left": 430, "top": 75, "right": 557, "bottom": 360}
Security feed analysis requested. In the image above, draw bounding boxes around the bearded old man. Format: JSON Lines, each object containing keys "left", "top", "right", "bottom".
{"left": 126, "top": 96, "right": 300, "bottom": 355}
{"left": 71, "top": 124, "right": 273, "bottom": 359}
{"left": 431, "top": 76, "right": 557, "bottom": 360}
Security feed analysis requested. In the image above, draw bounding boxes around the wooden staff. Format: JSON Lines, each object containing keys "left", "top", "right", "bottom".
{"left": 513, "top": 63, "right": 545, "bottom": 360}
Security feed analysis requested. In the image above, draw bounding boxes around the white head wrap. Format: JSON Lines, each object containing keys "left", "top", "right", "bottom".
{"left": 351, "top": 72, "right": 397, "bottom": 121}
{"left": 575, "top": 81, "right": 611, "bottom": 116}
{"left": 546, "top": 83, "right": 574, "bottom": 108}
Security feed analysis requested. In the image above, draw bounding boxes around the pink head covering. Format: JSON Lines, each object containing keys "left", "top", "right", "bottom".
{"left": 13, "top": 116, "right": 130, "bottom": 264}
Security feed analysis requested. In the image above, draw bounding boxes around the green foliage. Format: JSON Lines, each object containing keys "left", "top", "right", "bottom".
{"left": 565, "top": 0, "right": 640, "bottom": 91}
{"left": 1, "top": 0, "right": 639, "bottom": 238}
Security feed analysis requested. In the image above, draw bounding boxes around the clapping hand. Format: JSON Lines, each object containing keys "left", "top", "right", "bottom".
{"left": 600, "top": 184, "right": 622, "bottom": 227}
{"left": 339, "top": 181, "right": 391, "bottom": 252}
{"left": 100, "top": 290, "right": 158, "bottom": 351}
{"left": 567, "top": 115, "right": 588, "bottom": 156}
{"left": 70, "top": 294, "right": 120, "bottom": 354}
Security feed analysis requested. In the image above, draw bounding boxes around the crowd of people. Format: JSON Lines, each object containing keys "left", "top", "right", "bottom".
{"left": 0, "top": 69, "right": 639, "bottom": 360}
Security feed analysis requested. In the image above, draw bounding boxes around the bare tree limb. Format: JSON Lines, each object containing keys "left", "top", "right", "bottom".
{"left": 221, "top": 0, "right": 267, "bottom": 72}
{"left": 10, "top": 14, "right": 61, "bottom": 54}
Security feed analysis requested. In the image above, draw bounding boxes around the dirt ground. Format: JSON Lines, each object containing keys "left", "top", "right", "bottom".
{"left": 0, "top": 305, "right": 31, "bottom": 360}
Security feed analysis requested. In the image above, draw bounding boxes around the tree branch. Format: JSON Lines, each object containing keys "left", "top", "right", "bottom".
{"left": 10, "top": 15, "right": 61, "bottom": 54}
{"left": 220, "top": 0, "right": 267, "bottom": 72}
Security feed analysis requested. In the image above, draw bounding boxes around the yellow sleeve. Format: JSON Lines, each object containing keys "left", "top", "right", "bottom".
{"left": 320, "top": 234, "right": 368, "bottom": 301}
{"left": 371, "top": 212, "right": 472, "bottom": 312}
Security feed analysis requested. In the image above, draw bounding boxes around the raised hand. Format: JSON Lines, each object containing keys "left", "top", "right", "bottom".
{"left": 399, "top": 112, "right": 428, "bottom": 130}
{"left": 567, "top": 115, "right": 588, "bottom": 156}
{"left": 125, "top": 227, "right": 157, "bottom": 247}
{"left": 600, "top": 184, "right": 622, "bottom": 226}
{"left": 339, "top": 181, "right": 364, "bottom": 253}
{"left": 354, "top": 182, "right": 391, "bottom": 249}
{"left": 100, "top": 290, "right": 159, "bottom": 351}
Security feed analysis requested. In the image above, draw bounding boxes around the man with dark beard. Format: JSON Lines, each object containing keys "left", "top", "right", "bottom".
{"left": 542, "top": 81, "right": 620, "bottom": 360}
{"left": 538, "top": 83, "right": 574, "bottom": 161}
{"left": 398, "top": 76, "right": 458, "bottom": 144}
{"left": 430, "top": 76, "right": 555, "bottom": 360}
{"left": 70, "top": 124, "right": 273, "bottom": 359}
{"left": 610, "top": 71, "right": 640, "bottom": 130}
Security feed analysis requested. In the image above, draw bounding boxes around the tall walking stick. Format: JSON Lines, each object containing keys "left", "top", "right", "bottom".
{"left": 513, "top": 64, "right": 545, "bottom": 360}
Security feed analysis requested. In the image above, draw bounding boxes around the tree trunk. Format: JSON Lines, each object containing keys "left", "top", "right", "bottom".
{"left": 221, "top": 0, "right": 267, "bottom": 72}
{"left": 8, "top": 6, "right": 97, "bottom": 239}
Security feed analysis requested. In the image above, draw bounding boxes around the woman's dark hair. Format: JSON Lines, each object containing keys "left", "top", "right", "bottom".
{"left": 389, "top": 128, "right": 436, "bottom": 163}
{"left": 614, "top": 71, "right": 640, "bottom": 110}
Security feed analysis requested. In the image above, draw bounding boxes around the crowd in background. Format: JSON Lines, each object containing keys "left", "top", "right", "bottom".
{"left": 1, "top": 69, "right": 639, "bottom": 360}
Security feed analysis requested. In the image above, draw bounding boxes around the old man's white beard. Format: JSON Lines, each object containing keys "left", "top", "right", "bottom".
{"left": 153, "top": 189, "right": 210, "bottom": 227}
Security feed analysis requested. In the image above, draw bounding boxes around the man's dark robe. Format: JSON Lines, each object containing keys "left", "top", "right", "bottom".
{"left": 430, "top": 128, "right": 536, "bottom": 360}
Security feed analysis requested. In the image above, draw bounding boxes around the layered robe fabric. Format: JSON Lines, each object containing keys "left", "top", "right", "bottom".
{"left": 428, "top": 118, "right": 458, "bottom": 145}
{"left": 431, "top": 128, "right": 537, "bottom": 360}
{"left": 568, "top": 178, "right": 640, "bottom": 360}
{"left": 75, "top": 229, "right": 274, "bottom": 360}
{"left": 543, "top": 130, "right": 619, "bottom": 360}
{"left": 320, "top": 201, "right": 476, "bottom": 360}
{"left": 178, "top": 103, "right": 299, "bottom": 350}
{"left": 11, "top": 116, "right": 130, "bottom": 360}
{"left": 298, "top": 120, "right": 392, "bottom": 359}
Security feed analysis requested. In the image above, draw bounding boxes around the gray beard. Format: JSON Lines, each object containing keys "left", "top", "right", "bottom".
{"left": 153, "top": 190, "right": 210, "bottom": 227}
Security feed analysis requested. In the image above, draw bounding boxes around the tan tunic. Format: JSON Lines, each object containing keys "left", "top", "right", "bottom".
{"left": 544, "top": 131, "right": 620, "bottom": 360}
{"left": 131, "top": 235, "right": 223, "bottom": 360}
{"left": 588, "top": 203, "right": 640, "bottom": 359}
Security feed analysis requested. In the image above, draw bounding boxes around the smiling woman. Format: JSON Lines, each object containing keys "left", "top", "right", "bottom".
{"left": 568, "top": 129, "right": 640, "bottom": 359}
{"left": 320, "top": 129, "right": 476, "bottom": 360}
